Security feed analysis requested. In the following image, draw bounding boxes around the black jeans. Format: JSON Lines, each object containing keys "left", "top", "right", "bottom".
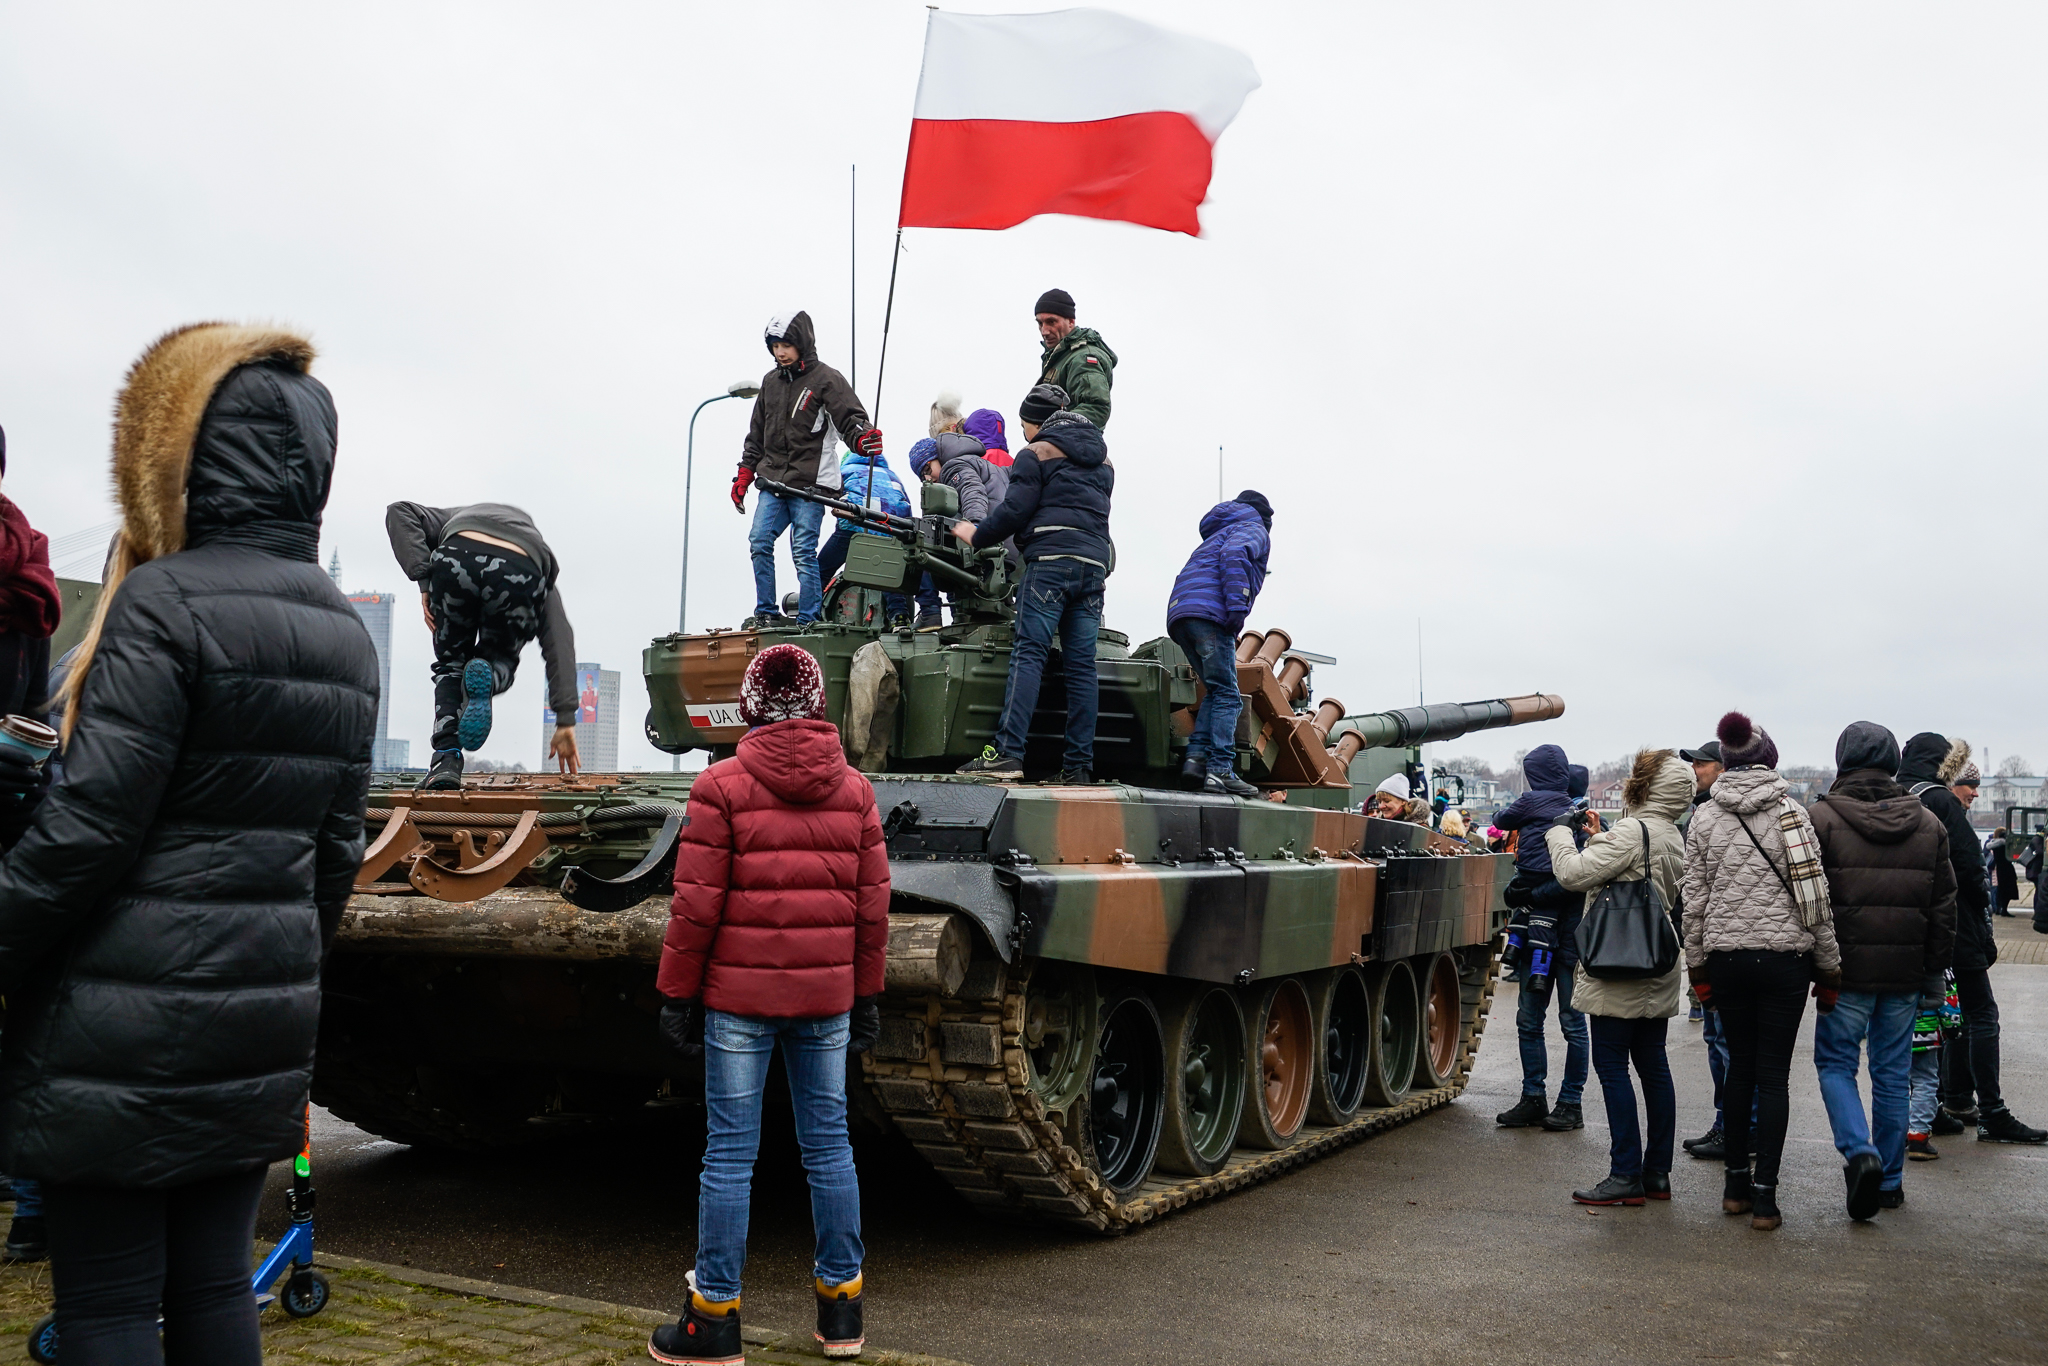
{"left": 1589, "top": 1015, "right": 1675, "bottom": 1179}
{"left": 1940, "top": 966, "right": 2002, "bottom": 1112}
{"left": 45, "top": 1165, "right": 267, "bottom": 1366}
{"left": 426, "top": 539, "right": 546, "bottom": 752}
{"left": 1707, "top": 948, "right": 1811, "bottom": 1187}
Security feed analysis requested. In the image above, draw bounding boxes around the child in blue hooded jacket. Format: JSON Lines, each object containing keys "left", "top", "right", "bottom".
{"left": 1165, "top": 491, "right": 1271, "bottom": 797}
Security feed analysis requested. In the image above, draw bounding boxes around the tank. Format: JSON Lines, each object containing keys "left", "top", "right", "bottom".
{"left": 318, "top": 478, "right": 1566, "bottom": 1232}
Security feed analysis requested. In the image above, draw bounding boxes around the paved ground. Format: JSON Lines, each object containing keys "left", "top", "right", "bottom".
{"left": 257, "top": 931, "right": 2048, "bottom": 1366}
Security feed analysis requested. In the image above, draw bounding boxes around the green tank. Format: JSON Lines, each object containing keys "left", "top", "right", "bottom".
{"left": 318, "top": 477, "right": 1565, "bottom": 1231}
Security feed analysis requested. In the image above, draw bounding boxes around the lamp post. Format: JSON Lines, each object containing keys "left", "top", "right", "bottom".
{"left": 679, "top": 380, "right": 762, "bottom": 635}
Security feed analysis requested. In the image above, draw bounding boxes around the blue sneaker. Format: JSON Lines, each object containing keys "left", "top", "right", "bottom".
{"left": 457, "top": 658, "right": 495, "bottom": 751}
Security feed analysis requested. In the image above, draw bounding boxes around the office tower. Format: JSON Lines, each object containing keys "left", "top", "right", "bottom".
{"left": 332, "top": 552, "right": 411, "bottom": 770}
{"left": 542, "top": 663, "right": 620, "bottom": 771}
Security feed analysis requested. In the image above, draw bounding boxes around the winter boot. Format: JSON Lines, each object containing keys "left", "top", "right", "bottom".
{"left": 1216, "top": 772, "right": 1261, "bottom": 799}
{"left": 1978, "top": 1106, "right": 2048, "bottom": 1144}
{"left": 1906, "top": 1133, "right": 1940, "bottom": 1161}
{"left": 4, "top": 1214, "right": 46, "bottom": 1263}
{"left": 814, "top": 1275, "right": 865, "bottom": 1360}
{"left": 956, "top": 747, "right": 1022, "bottom": 779}
{"left": 1642, "top": 1171, "right": 1671, "bottom": 1200}
{"left": 421, "top": 749, "right": 464, "bottom": 792}
{"left": 1496, "top": 1095, "right": 1548, "bottom": 1128}
{"left": 1749, "top": 1183, "right": 1781, "bottom": 1232}
{"left": 649, "top": 1275, "right": 742, "bottom": 1366}
{"left": 1932, "top": 1108, "right": 1966, "bottom": 1136}
{"left": 1844, "top": 1151, "right": 1883, "bottom": 1221}
{"left": 1876, "top": 1187, "right": 1905, "bottom": 1210}
{"left": 1943, "top": 1102, "right": 1980, "bottom": 1126}
{"left": 1721, "top": 1167, "right": 1753, "bottom": 1215}
{"left": 1543, "top": 1101, "right": 1585, "bottom": 1131}
{"left": 1683, "top": 1126, "right": 1726, "bottom": 1161}
{"left": 1571, "top": 1173, "right": 1645, "bottom": 1206}
{"left": 457, "top": 658, "right": 496, "bottom": 751}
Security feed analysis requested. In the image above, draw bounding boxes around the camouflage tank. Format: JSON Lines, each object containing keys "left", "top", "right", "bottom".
{"left": 318, "top": 478, "right": 1564, "bottom": 1232}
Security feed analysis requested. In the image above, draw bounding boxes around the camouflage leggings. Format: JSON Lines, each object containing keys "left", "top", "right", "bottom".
{"left": 427, "top": 540, "right": 544, "bottom": 752}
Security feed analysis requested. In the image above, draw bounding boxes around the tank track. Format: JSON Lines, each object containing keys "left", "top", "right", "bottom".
{"left": 861, "top": 944, "right": 1499, "bottom": 1234}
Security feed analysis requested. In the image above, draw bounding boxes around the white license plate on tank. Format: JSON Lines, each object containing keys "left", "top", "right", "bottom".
{"left": 687, "top": 703, "right": 745, "bottom": 730}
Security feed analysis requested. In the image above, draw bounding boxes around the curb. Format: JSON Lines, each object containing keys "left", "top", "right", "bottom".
{"left": 307, "top": 1250, "right": 977, "bottom": 1366}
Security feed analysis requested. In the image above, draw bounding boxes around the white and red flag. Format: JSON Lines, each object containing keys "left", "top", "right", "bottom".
{"left": 898, "top": 8, "right": 1260, "bottom": 237}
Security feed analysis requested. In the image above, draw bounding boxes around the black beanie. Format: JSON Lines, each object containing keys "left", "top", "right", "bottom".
{"left": 1236, "top": 489, "right": 1272, "bottom": 526}
{"left": 1019, "top": 383, "right": 1070, "bottom": 426}
{"left": 1033, "top": 288, "right": 1076, "bottom": 320}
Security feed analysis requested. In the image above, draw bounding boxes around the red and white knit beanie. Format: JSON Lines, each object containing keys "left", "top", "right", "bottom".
{"left": 738, "top": 644, "right": 826, "bottom": 726}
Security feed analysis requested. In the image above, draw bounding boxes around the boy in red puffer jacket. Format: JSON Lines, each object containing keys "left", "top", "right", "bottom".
{"left": 649, "top": 644, "right": 889, "bottom": 1365}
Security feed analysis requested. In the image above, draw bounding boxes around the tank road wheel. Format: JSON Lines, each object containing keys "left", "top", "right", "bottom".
{"left": 1238, "top": 977, "right": 1314, "bottom": 1149}
{"left": 1413, "top": 953, "right": 1464, "bottom": 1089}
{"left": 1305, "top": 966, "right": 1373, "bottom": 1125}
{"left": 1155, "top": 986, "right": 1247, "bottom": 1176}
{"left": 1084, "top": 993, "right": 1166, "bottom": 1199}
{"left": 1021, "top": 962, "right": 1099, "bottom": 1131}
{"left": 1363, "top": 960, "right": 1421, "bottom": 1106}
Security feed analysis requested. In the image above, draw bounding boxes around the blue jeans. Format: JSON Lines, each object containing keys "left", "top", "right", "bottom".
{"left": 1909, "top": 1045, "right": 1941, "bottom": 1135}
{"left": 1169, "top": 617, "right": 1242, "bottom": 775}
{"left": 1516, "top": 970, "right": 1587, "bottom": 1105}
{"left": 993, "top": 558, "right": 1105, "bottom": 769}
{"left": 749, "top": 490, "right": 825, "bottom": 621}
{"left": 1589, "top": 1015, "right": 1675, "bottom": 1179}
{"left": 1703, "top": 1003, "right": 1728, "bottom": 1126}
{"left": 697, "top": 1010, "right": 863, "bottom": 1301}
{"left": 13, "top": 1177, "right": 41, "bottom": 1218}
{"left": 816, "top": 524, "right": 909, "bottom": 621}
{"left": 1813, "top": 990, "right": 1916, "bottom": 1192}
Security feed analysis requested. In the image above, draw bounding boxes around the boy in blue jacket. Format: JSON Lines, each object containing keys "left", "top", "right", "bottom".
{"left": 1165, "top": 491, "right": 1271, "bottom": 797}
{"left": 816, "top": 444, "right": 913, "bottom": 625}
{"left": 1491, "top": 743, "right": 1589, "bottom": 1131}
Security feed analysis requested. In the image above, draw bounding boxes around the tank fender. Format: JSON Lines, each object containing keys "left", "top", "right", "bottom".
{"left": 886, "top": 860, "right": 1017, "bottom": 962}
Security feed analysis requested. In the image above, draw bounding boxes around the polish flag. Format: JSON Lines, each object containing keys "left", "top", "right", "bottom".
{"left": 898, "top": 9, "right": 1261, "bottom": 238}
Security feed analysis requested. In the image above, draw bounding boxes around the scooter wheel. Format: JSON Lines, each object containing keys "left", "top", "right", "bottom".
{"left": 283, "top": 1269, "right": 331, "bottom": 1319}
{"left": 27, "top": 1311, "right": 58, "bottom": 1363}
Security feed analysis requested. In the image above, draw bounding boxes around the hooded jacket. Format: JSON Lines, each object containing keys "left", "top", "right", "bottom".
{"left": 0, "top": 324, "right": 378, "bottom": 1188}
{"left": 1038, "top": 325, "right": 1116, "bottom": 428}
{"left": 1897, "top": 733, "right": 1995, "bottom": 972}
{"left": 832, "top": 450, "right": 912, "bottom": 535}
{"left": 1809, "top": 769, "right": 1956, "bottom": 994}
{"left": 973, "top": 412, "right": 1114, "bottom": 568}
{"left": 657, "top": 718, "right": 890, "bottom": 1018}
{"left": 1492, "top": 744, "right": 1573, "bottom": 875}
{"left": 384, "top": 501, "right": 578, "bottom": 715}
{"left": 1167, "top": 499, "right": 1271, "bottom": 633}
{"left": 1681, "top": 767, "right": 1843, "bottom": 974}
{"left": 1546, "top": 752, "right": 1693, "bottom": 1018}
{"left": 742, "top": 311, "right": 872, "bottom": 492}
{"left": 1987, "top": 834, "right": 2019, "bottom": 901}
{"left": 962, "top": 409, "right": 1011, "bottom": 466}
{"left": 923, "top": 432, "right": 1012, "bottom": 523}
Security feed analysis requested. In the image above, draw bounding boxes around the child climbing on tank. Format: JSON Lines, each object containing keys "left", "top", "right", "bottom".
{"left": 385, "top": 501, "right": 580, "bottom": 789}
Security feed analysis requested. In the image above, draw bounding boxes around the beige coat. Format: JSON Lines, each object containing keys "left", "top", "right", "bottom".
{"left": 1543, "top": 753, "right": 1692, "bottom": 1018}
{"left": 1680, "top": 767, "right": 1843, "bottom": 973}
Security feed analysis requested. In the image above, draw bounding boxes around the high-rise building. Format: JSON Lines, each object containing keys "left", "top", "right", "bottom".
{"left": 543, "top": 662, "right": 620, "bottom": 771}
{"left": 332, "top": 551, "right": 411, "bottom": 770}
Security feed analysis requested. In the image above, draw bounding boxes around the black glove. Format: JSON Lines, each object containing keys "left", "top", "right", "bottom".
{"left": 0, "top": 750, "right": 45, "bottom": 802}
{"left": 659, "top": 998, "right": 703, "bottom": 1059}
{"left": 1502, "top": 875, "right": 1534, "bottom": 911}
{"left": 848, "top": 996, "right": 881, "bottom": 1055}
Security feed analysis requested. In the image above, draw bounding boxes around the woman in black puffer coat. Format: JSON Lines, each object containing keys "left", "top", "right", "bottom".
{"left": 0, "top": 324, "right": 377, "bottom": 1365}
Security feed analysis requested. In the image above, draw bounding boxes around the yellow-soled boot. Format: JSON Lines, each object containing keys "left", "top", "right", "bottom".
{"left": 814, "top": 1273, "right": 864, "bottom": 1360}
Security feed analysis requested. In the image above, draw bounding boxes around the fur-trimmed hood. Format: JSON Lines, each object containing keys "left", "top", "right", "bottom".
{"left": 1898, "top": 732, "right": 1970, "bottom": 788}
{"left": 63, "top": 323, "right": 330, "bottom": 737}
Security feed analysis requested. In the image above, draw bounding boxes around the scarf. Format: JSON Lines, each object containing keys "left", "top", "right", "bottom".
{"left": 0, "top": 497, "right": 60, "bottom": 639}
{"left": 1777, "top": 800, "right": 1832, "bottom": 929}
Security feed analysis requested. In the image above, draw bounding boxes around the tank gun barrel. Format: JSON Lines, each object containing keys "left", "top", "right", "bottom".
{"left": 1326, "top": 694, "right": 1564, "bottom": 752}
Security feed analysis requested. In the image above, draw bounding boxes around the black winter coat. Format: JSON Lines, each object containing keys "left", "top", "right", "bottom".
{"left": 0, "top": 348, "right": 378, "bottom": 1188}
{"left": 973, "top": 412, "right": 1113, "bottom": 568}
{"left": 1809, "top": 772, "right": 1958, "bottom": 994}
{"left": 1911, "top": 784, "right": 1996, "bottom": 971}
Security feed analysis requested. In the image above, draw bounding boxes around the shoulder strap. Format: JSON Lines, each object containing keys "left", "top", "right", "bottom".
{"left": 1909, "top": 782, "right": 1939, "bottom": 797}
{"left": 1734, "top": 812, "right": 1798, "bottom": 905}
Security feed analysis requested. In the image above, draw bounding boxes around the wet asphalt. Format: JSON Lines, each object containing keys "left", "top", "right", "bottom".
{"left": 263, "top": 966, "right": 2048, "bottom": 1365}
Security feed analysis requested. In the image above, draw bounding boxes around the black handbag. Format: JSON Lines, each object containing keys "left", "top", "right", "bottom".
{"left": 1574, "top": 820, "right": 1681, "bottom": 981}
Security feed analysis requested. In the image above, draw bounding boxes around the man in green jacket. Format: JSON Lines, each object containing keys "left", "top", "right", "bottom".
{"left": 1033, "top": 289, "right": 1116, "bottom": 428}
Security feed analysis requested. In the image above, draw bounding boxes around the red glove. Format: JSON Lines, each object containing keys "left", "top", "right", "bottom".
{"left": 731, "top": 466, "right": 755, "bottom": 513}
{"left": 854, "top": 428, "right": 885, "bottom": 456}
{"left": 1813, "top": 983, "right": 1839, "bottom": 1014}
{"left": 1692, "top": 982, "right": 1712, "bottom": 1009}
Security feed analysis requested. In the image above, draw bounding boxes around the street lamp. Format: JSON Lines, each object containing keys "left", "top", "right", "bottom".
{"left": 678, "top": 380, "right": 762, "bottom": 636}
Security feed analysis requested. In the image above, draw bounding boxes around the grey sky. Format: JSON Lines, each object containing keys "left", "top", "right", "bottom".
{"left": 3, "top": 4, "right": 2043, "bottom": 777}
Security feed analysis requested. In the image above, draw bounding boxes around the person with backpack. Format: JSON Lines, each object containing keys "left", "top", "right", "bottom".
{"left": 1166, "top": 490, "right": 1272, "bottom": 798}
{"left": 649, "top": 644, "right": 889, "bottom": 1364}
{"left": 1491, "top": 744, "right": 1588, "bottom": 1132}
{"left": 1681, "top": 712, "right": 1842, "bottom": 1231}
{"left": 1547, "top": 750, "right": 1692, "bottom": 1207}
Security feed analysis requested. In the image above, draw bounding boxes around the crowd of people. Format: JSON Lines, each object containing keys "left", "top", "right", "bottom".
{"left": 1482, "top": 712, "right": 2044, "bottom": 1229}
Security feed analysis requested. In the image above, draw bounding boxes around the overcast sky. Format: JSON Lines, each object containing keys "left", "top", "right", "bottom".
{"left": 4, "top": 3, "right": 2044, "bottom": 778}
